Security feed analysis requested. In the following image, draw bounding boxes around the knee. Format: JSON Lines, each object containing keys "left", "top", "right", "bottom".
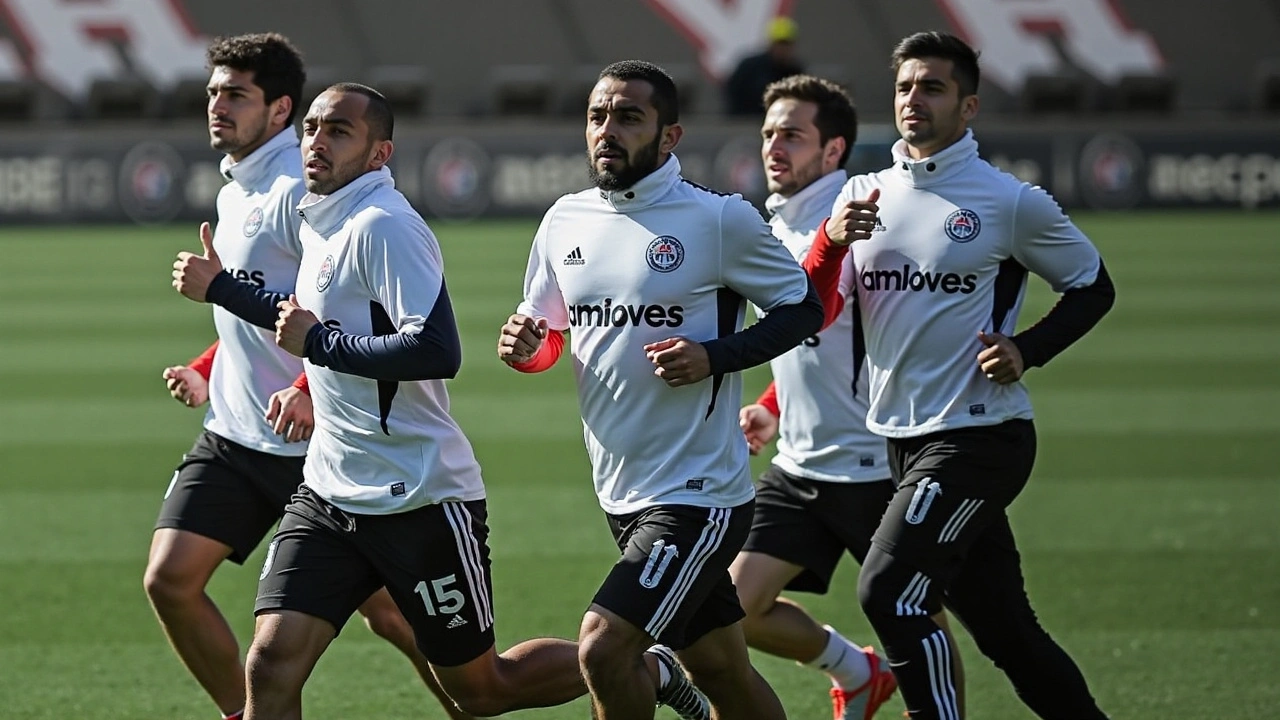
{"left": 445, "top": 686, "right": 507, "bottom": 718}
{"left": 245, "top": 636, "right": 290, "bottom": 692}
{"left": 577, "top": 614, "right": 645, "bottom": 681}
{"left": 360, "top": 603, "right": 404, "bottom": 642}
{"left": 857, "top": 552, "right": 922, "bottom": 625}
{"left": 142, "top": 556, "right": 197, "bottom": 606}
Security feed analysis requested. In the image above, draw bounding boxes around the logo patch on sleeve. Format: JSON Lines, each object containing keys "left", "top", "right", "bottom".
{"left": 646, "top": 236, "right": 684, "bottom": 273}
{"left": 390, "top": 482, "right": 406, "bottom": 496}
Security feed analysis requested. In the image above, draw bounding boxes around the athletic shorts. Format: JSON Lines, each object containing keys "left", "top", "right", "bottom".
{"left": 593, "top": 501, "right": 752, "bottom": 651}
{"left": 255, "top": 485, "right": 495, "bottom": 667}
{"left": 155, "top": 430, "right": 304, "bottom": 564}
{"left": 741, "top": 466, "right": 894, "bottom": 593}
{"left": 872, "top": 419, "right": 1037, "bottom": 580}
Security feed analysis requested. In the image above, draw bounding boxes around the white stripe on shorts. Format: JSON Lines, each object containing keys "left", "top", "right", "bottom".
{"left": 443, "top": 502, "right": 493, "bottom": 630}
{"left": 643, "top": 506, "right": 730, "bottom": 639}
{"left": 938, "top": 498, "right": 984, "bottom": 544}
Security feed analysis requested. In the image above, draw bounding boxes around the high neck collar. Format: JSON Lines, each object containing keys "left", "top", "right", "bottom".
{"left": 889, "top": 129, "right": 979, "bottom": 187}
{"left": 219, "top": 128, "right": 299, "bottom": 187}
{"left": 297, "top": 166, "right": 394, "bottom": 236}
{"left": 598, "top": 154, "right": 681, "bottom": 211}
{"left": 765, "top": 169, "right": 848, "bottom": 225}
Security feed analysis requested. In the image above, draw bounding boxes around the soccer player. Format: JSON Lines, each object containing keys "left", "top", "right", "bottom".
{"left": 498, "top": 60, "right": 824, "bottom": 720}
{"left": 824, "top": 32, "right": 1116, "bottom": 719}
{"left": 172, "top": 82, "right": 707, "bottom": 720}
{"left": 150, "top": 35, "right": 469, "bottom": 720}
{"left": 731, "top": 73, "right": 902, "bottom": 720}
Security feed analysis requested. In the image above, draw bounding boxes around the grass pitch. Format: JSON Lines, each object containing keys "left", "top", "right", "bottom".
{"left": 1, "top": 211, "right": 1277, "bottom": 718}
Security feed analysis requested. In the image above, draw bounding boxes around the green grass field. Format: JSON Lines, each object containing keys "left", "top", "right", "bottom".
{"left": 1, "top": 212, "right": 1277, "bottom": 719}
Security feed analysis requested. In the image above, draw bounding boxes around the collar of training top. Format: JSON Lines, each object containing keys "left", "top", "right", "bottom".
{"left": 296, "top": 165, "right": 394, "bottom": 235}
{"left": 889, "top": 129, "right": 978, "bottom": 187}
{"left": 598, "top": 153, "right": 681, "bottom": 212}
{"left": 765, "top": 169, "right": 849, "bottom": 225}
{"left": 219, "top": 128, "right": 300, "bottom": 185}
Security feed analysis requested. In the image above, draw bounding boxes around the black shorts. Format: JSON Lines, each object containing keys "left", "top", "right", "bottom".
{"left": 155, "top": 430, "right": 304, "bottom": 564}
{"left": 593, "top": 502, "right": 752, "bottom": 651}
{"left": 741, "top": 466, "right": 894, "bottom": 593}
{"left": 255, "top": 485, "right": 495, "bottom": 667}
{"left": 872, "top": 420, "right": 1037, "bottom": 581}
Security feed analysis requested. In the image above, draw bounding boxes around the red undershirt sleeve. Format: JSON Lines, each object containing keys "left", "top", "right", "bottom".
{"left": 802, "top": 220, "right": 848, "bottom": 330}
{"left": 756, "top": 380, "right": 780, "bottom": 418}
{"left": 508, "top": 329, "right": 565, "bottom": 373}
{"left": 187, "top": 340, "right": 219, "bottom": 381}
{"left": 291, "top": 372, "right": 309, "bottom": 395}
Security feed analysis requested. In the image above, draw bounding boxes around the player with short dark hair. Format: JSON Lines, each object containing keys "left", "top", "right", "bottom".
{"left": 732, "top": 73, "right": 903, "bottom": 720}
{"left": 499, "top": 59, "right": 824, "bottom": 720}
{"left": 818, "top": 31, "right": 1115, "bottom": 719}
{"left": 153, "top": 35, "right": 472, "bottom": 720}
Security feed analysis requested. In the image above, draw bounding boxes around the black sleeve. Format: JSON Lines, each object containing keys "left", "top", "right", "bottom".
{"left": 204, "top": 271, "right": 287, "bottom": 330}
{"left": 1012, "top": 260, "right": 1116, "bottom": 369}
{"left": 302, "top": 283, "right": 462, "bottom": 382}
{"left": 702, "top": 277, "right": 824, "bottom": 376}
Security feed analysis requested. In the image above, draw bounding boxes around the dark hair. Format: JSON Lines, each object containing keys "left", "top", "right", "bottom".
{"left": 206, "top": 33, "right": 306, "bottom": 124}
{"left": 598, "top": 60, "right": 679, "bottom": 126}
{"left": 762, "top": 74, "right": 858, "bottom": 166}
{"left": 891, "top": 31, "right": 980, "bottom": 97}
{"left": 327, "top": 82, "right": 394, "bottom": 142}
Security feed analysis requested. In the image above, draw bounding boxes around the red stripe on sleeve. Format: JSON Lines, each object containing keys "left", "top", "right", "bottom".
{"left": 291, "top": 372, "right": 309, "bottom": 395}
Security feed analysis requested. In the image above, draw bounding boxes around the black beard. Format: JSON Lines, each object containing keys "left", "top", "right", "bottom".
{"left": 587, "top": 135, "right": 662, "bottom": 191}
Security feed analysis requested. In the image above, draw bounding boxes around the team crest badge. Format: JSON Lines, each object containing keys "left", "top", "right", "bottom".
{"left": 944, "top": 209, "right": 981, "bottom": 243}
{"left": 243, "top": 206, "right": 264, "bottom": 237}
{"left": 646, "top": 235, "right": 684, "bottom": 273}
{"left": 316, "top": 255, "right": 335, "bottom": 292}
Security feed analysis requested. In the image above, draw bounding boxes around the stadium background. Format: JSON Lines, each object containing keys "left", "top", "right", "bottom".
{"left": 0, "top": 1, "right": 1277, "bottom": 718}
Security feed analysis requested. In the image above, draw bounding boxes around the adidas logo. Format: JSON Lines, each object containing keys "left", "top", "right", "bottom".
{"left": 563, "top": 247, "right": 586, "bottom": 266}
{"left": 445, "top": 615, "right": 468, "bottom": 629}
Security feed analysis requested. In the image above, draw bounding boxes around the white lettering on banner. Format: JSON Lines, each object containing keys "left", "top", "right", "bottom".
{"left": 0, "top": 0, "right": 207, "bottom": 99}
{"left": 0, "top": 157, "right": 61, "bottom": 213}
{"left": 493, "top": 155, "right": 588, "bottom": 207}
{"left": 937, "top": 0, "right": 1164, "bottom": 91}
{"left": 1148, "top": 154, "right": 1280, "bottom": 209}
{"left": 644, "top": 0, "right": 792, "bottom": 79}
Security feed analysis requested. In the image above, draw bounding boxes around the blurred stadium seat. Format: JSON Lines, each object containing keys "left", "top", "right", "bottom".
{"left": 1255, "top": 58, "right": 1280, "bottom": 112}
{"left": 84, "top": 77, "right": 160, "bottom": 120}
{"left": 1113, "top": 72, "right": 1177, "bottom": 114}
{"left": 1020, "top": 72, "right": 1090, "bottom": 115}
{"left": 489, "top": 64, "right": 555, "bottom": 116}
{"left": 807, "top": 63, "right": 853, "bottom": 94}
{"left": 302, "top": 66, "right": 341, "bottom": 108}
{"left": 163, "top": 75, "right": 211, "bottom": 120}
{"left": 369, "top": 65, "right": 431, "bottom": 118}
{"left": 0, "top": 79, "right": 39, "bottom": 122}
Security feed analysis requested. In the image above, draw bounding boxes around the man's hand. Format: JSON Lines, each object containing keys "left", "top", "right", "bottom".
{"left": 644, "top": 337, "right": 711, "bottom": 387}
{"left": 977, "top": 330, "right": 1025, "bottom": 384}
{"left": 498, "top": 314, "right": 546, "bottom": 365}
{"left": 265, "top": 387, "right": 314, "bottom": 443}
{"left": 172, "top": 222, "right": 224, "bottom": 302}
{"left": 162, "top": 366, "right": 209, "bottom": 407}
{"left": 276, "top": 294, "right": 320, "bottom": 357}
{"left": 824, "top": 188, "right": 881, "bottom": 246}
{"left": 739, "top": 404, "right": 779, "bottom": 455}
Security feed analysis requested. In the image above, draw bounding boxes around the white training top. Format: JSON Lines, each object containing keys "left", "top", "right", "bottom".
{"left": 517, "top": 155, "right": 808, "bottom": 512}
{"left": 518, "top": 155, "right": 813, "bottom": 514}
{"left": 761, "top": 170, "right": 887, "bottom": 482}
{"left": 293, "top": 167, "right": 485, "bottom": 514}
{"left": 205, "top": 128, "right": 308, "bottom": 456}
{"left": 835, "top": 130, "right": 1103, "bottom": 438}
